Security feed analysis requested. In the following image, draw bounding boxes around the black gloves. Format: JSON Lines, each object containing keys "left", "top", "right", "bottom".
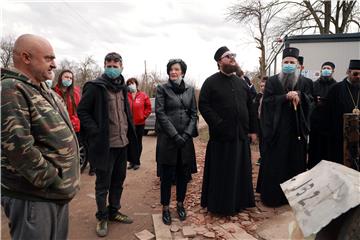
{"left": 173, "top": 134, "right": 186, "bottom": 148}
{"left": 181, "top": 133, "right": 191, "bottom": 142}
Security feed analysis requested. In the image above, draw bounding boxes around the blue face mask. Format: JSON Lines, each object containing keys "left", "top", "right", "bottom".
{"left": 62, "top": 79, "right": 72, "bottom": 87}
{"left": 128, "top": 84, "right": 137, "bottom": 93}
{"left": 105, "top": 67, "right": 122, "bottom": 79}
{"left": 282, "top": 64, "right": 297, "bottom": 74}
{"left": 45, "top": 79, "right": 53, "bottom": 88}
{"left": 321, "top": 69, "right": 332, "bottom": 77}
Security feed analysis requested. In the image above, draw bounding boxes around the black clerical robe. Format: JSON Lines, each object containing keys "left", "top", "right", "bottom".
{"left": 326, "top": 79, "right": 359, "bottom": 167}
{"left": 199, "top": 72, "right": 256, "bottom": 216}
{"left": 308, "top": 77, "right": 337, "bottom": 169}
{"left": 257, "top": 74, "right": 312, "bottom": 207}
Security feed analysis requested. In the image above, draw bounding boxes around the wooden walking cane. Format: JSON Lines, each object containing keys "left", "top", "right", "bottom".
{"left": 293, "top": 101, "right": 301, "bottom": 140}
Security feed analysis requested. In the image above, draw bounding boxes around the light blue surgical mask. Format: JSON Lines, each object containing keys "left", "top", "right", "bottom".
{"left": 321, "top": 69, "right": 332, "bottom": 77}
{"left": 62, "top": 79, "right": 72, "bottom": 87}
{"left": 105, "top": 67, "right": 122, "bottom": 79}
{"left": 282, "top": 64, "right": 297, "bottom": 74}
{"left": 128, "top": 84, "right": 137, "bottom": 93}
{"left": 45, "top": 79, "right": 53, "bottom": 88}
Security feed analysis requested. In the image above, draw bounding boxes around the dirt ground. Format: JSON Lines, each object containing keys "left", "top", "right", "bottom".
{"left": 1, "top": 127, "right": 286, "bottom": 240}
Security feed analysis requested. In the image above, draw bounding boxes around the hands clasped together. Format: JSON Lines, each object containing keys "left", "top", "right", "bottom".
{"left": 286, "top": 91, "right": 300, "bottom": 108}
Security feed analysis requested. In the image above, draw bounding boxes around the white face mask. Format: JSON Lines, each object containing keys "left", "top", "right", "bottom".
{"left": 45, "top": 79, "right": 53, "bottom": 88}
{"left": 128, "top": 84, "right": 137, "bottom": 93}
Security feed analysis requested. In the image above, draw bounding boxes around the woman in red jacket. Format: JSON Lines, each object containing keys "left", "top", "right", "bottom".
{"left": 126, "top": 78, "right": 152, "bottom": 170}
{"left": 55, "top": 70, "right": 81, "bottom": 132}
{"left": 54, "top": 70, "right": 95, "bottom": 175}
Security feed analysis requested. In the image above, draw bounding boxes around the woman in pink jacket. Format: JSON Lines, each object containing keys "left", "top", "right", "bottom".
{"left": 126, "top": 78, "right": 152, "bottom": 170}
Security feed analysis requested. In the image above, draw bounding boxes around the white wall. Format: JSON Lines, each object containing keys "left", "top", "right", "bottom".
{"left": 290, "top": 41, "right": 360, "bottom": 81}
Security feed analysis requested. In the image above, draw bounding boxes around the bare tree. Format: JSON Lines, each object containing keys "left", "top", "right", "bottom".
{"left": 139, "top": 71, "right": 166, "bottom": 97}
{"left": 54, "top": 58, "right": 80, "bottom": 83}
{"left": 0, "top": 35, "right": 15, "bottom": 68}
{"left": 77, "top": 56, "right": 101, "bottom": 88}
{"left": 227, "top": 0, "right": 285, "bottom": 78}
{"left": 57, "top": 58, "right": 79, "bottom": 72}
{"left": 277, "top": 0, "right": 360, "bottom": 36}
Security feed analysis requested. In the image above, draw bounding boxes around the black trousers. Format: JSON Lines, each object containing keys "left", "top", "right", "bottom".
{"left": 95, "top": 147, "right": 127, "bottom": 220}
{"left": 160, "top": 151, "right": 188, "bottom": 206}
{"left": 133, "top": 124, "right": 144, "bottom": 165}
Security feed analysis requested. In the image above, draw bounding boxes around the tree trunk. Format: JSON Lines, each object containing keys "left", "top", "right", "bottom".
{"left": 324, "top": 1, "right": 331, "bottom": 34}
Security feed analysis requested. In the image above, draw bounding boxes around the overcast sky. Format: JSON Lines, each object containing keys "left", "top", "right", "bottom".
{"left": 1, "top": 0, "right": 260, "bottom": 87}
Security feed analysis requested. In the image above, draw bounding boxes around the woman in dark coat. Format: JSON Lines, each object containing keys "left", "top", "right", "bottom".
{"left": 155, "top": 59, "right": 198, "bottom": 225}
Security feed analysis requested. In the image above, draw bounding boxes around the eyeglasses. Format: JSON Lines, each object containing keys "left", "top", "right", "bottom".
{"left": 352, "top": 71, "right": 360, "bottom": 77}
{"left": 221, "top": 53, "right": 237, "bottom": 60}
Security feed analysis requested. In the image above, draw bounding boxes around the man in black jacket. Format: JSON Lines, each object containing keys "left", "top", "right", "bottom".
{"left": 77, "top": 52, "right": 139, "bottom": 237}
{"left": 199, "top": 46, "right": 257, "bottom": 216}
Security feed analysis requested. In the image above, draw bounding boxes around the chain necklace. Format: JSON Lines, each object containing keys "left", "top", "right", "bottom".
{"left": 346, "top": 83, "right": 360, "bottom": 115}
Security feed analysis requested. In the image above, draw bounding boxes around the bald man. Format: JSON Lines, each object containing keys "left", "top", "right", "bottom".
{"left": 1, "top": 34, "right": 80, "bottom": 239}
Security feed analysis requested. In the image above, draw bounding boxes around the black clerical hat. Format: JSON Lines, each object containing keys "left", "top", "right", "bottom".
{"left": 282, "top": 47, "right": 299, "bottom": 59}
{"left": 298, "top": 56, "right": 304, "bottom": 65}
{"left": 322, "top": 61, "right": 335, "bottom": 69}
{"left": 349, "top": 60, "right": 360, "bottom": 70}
{"left": 214, "top": 46, "right": 230, "bottom": 61}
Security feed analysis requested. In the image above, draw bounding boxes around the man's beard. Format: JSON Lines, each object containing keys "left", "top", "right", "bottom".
{"left": 222, "top": 63, "right": 238, "bottom": 74}
{"left": 279, "top": 71, "right": 300, "bottom": 90}
{"left": 349, "top": 76, "right": 360, "bottom": 87}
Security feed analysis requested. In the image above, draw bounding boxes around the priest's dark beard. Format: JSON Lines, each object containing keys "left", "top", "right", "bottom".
{"left": 279, "top": 71, "right": 300, "bottom": 90}
{"left": 222, "top": 64, "right": 238, "bottom": 74}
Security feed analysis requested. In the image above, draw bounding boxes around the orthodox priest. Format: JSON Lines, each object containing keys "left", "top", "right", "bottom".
{"left": 257, "top": 47, "right": 313, "bottom": 207}
{"left": 199, "top": 46, "right": 257, "bottom": 216}
{"left": 308, "top": 61, "right": 337, "bottom": 169}
{"left": 326, "top": 59, "right": 360, "bottom": 170}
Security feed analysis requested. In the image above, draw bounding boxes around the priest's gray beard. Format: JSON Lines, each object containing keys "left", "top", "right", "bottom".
{"left": 279, "top": 71, "right": 300, "bottom": 90}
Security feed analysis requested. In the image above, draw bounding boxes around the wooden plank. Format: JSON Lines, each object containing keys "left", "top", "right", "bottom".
{"left": 343, "top": 113, "right": 359, "bottom": 170}
{"left": 152, "top": 214, "right": 172, "bottom": 240}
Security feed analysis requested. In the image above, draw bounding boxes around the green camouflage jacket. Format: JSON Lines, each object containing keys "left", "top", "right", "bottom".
{"left": 1, "top": 68, "right": 80, "bottom": 202}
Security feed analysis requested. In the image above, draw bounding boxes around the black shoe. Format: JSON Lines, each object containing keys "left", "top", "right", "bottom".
{"left": 109, "top": 212, "right": 133, "bottom": 224}
{"left": 89, "top": 169, "right": 95, "bottom": 176}
{"left": 133, "top": 164, "right": 140, "bottom": 170}
{"left": 127, "top": 164, "right": 134, "bottom": 170}
{"left": 162, "top": 209, "right": 171, "bottom": 225}
{"left": 176, "top": 204, "right": 186, "bottom": 221}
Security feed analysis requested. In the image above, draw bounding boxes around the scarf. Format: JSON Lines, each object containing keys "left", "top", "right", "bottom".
{"left": 169, "top": 78, "right": 186, "bottom": 94}
{"left": 98, "top": 73, "right": 126, "bottom": 92}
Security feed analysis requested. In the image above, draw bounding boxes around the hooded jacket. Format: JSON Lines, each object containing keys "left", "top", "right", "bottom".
{"left": 1, "top": 68, "right": 80, "bottom": 203}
